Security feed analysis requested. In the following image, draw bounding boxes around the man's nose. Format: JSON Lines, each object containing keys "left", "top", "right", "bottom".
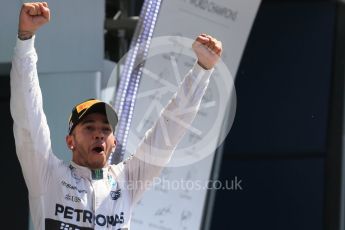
{"left": 94, "top": 128, "right": 105, "bottom": 139}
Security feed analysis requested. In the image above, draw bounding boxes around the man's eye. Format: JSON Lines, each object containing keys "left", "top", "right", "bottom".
{"left": 103, "top": 127, "right": 112, "bottom": 132}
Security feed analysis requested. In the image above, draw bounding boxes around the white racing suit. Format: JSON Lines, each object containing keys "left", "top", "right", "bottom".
{"left": 10, "top": 36, "right": 213, "bottom": 230}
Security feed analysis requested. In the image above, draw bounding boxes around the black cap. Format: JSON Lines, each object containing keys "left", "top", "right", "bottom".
{"left": 68, "top": 98, "right": 118, "bottom": 134}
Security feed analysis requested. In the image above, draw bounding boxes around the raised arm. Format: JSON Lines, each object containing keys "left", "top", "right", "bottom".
{"left": 122, "top": 34, "right": 222, "bottom": 205}
{"left": 10, "top": 2, "right": 56, "bottom": 196}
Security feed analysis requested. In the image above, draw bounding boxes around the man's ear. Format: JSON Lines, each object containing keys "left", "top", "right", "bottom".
{"left": 113, "top": 138, "right": 117, "bottom": 148}
{"left": 66, "top": 135, "right": 74, "bottom": 150}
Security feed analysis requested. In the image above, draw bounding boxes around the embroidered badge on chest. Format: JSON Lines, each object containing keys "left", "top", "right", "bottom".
{"left": 110, "top": 189, "right": 121, "bottom": 201}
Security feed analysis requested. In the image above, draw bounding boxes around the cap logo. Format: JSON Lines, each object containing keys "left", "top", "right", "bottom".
{"left": 76, "top": 99, "right": 100, "bottom": 113}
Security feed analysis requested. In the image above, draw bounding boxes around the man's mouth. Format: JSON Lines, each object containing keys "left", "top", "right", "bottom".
{"left": 92, "top": 146, "right": 105, "bottom": 154}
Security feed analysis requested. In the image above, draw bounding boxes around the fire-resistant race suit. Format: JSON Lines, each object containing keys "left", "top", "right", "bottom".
{"left": 10, "top": 36, "right": 213, "bottom": 230}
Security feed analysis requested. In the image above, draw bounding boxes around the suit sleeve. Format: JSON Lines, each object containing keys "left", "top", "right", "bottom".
{"left": 10, "top": 36, "right": 58, "bottom": 197}
{"left": 122, "top": 62, "right": 213, "bottom": 205}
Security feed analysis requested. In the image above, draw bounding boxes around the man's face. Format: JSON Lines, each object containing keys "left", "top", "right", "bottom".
{"left": 66, "top": 113, "right": 116, "bottom": 169}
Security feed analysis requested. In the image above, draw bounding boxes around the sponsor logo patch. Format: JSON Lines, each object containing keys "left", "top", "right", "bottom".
{"left": 61, "top": 181, "right": 87, "bottom": 194}
{"left": 110, "top": 189, "right": 121, "bottom": 201}
{"left": 54, "top": 203, "right": 125, "bottom": 227}
{"left": 45, "top": 218, "right": 93, "bottom": 230}
{"left": 65, "top": 194, "right": 81, "bottom": 203}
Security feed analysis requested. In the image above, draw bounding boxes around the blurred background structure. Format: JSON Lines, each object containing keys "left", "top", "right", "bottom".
{"left": 0, "top": 0, "right": 344, "bottom": 229}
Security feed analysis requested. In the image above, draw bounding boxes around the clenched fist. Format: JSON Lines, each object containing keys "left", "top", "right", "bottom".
{"left": 18, "top": 2, "right": 50, "bottom": 40}
{"left": 192, "top": 34, "right": 222, "bottom": 70}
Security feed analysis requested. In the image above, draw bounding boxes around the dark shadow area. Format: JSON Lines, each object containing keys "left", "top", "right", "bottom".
{"left": 0, "top": 75, "right": 29, "bottom": 229}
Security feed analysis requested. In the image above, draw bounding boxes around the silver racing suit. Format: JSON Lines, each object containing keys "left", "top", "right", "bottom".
{"left": 10, "top": 36, "right": 213, "bottom": 230}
